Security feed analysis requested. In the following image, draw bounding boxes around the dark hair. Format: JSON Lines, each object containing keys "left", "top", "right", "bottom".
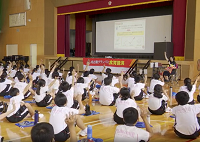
{"left": 153, "top": 84, "right": 163, "bottom": 98}
{"left": 134, "top": 75, "right": 142, "bottom": 83}
{"left": 19, "top": 66, "right": 24, "bottom": 71}
{"left": 105, "top": 68, "right": 111, "bottom": 74}
{"left": 90, "top": 69, "right": 94, "bottom": 74}
{"left": 17, "top": 73, "right": 25, "bottom": 81}
{"left": 104, "top": 77, "right": 112, "bottom": 85}
{"left": 175, "top": 91, "right": 189, "bottom": 105}
{"left": 52, "top": 72, "right": 59, "bottom": 79}
{"left": 54, "top": 92, "right": 67, "bottom": 107}
{"left": 55, "top": 67, "right": 61, "bottom": 72}
{"left": 69, "top": 66, "right": 74, "bottom": 72}
{"left": 59, "top": 81, "right": 70, "bottom": 92}
{"left": 184, "top": 78, "right": 192, "bottom": 92}
{"left": 36, "top": 65, "right": 40, "bottom": 69}
{"left": 14, "top": 71, "right": 22, "bottom": 78}
{"left": 25, "top": 64, "right": 30, "bottom": 68}
{"left": 120, "top": 87, "right": 130, "bottom": 100}
{"left": 107, "top": 73, "right": 113, "bottom": 79}
{"left": 123, "top": 107, "right": 138, "bottom": 124}
{"left": 83, "top": 71, "right": 90, "bottom": 77}
{"left": 31, "top": 122, "right": 54, "bottom": 142}
{"left": 0, "top": 72, "right": 7, "bottom": 82}
{"left": 32, "top": 68, "right": 37, "bottom": 74}
{"left": 12, "top": 65, "right": 17, "bottom": 70}
{"left": 130, "top": 71, "right": 137, "bottom": 78}
{"left": 40, "top": 64, "right": 45, "bottom": 68}
{"left": 36, "top": 79, "right": 46, "bottom": 95}
{"left": 153, "top": 73, "right": 160, "bottom": 80}
{"left": 10, "top": 88, "right": 19, "bottom": 97}
{"left": 77, "top": 77, "right": 84, "bottom": 83}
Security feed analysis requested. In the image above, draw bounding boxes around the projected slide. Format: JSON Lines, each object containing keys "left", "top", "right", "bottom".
{"left": 114, "top": 19, "right": 145, "bottom": 50}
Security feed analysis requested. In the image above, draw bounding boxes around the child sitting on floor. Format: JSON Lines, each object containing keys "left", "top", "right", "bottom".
{"left": 149, "top": 73, "right": 164, "bottom": 94}
{"left": 49, "top": 92, "right": 87, "bottom": 142}
{"left": 178, "top": 76, "right": 200, "bottom": 105}
{"left": 148, "top": 84, "right": 169, "bottom": 115}
{"left": 114, "top": 107, "right": 153, "bottom": 142}
{"left": 126, "top": 71, "right": 137, "bottom": 88}
{"left": 172, "top": 91, "right": 200, "bottom": 139}
{"left": 99, "top": 74, "right": 122, "bottom": 106}
{"left": 130, "top": 75, "right": 147, "bottom": 101}
{"left": 114, "top": 87, "right": 137, "bottom": 124}
{"left": 0, "top": 71, "right": 13, "bottom": 96}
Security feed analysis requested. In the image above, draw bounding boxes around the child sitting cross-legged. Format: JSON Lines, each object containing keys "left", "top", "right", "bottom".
{"left": 49, "top": 92, "right": 87, "bottom": 142}
{"left": 114, "top": 107, "right": 153, "bottom": 142}
{"left": 172, "top": 91, "right": 200, "bottom": 139}
{"left": 114, "top": 87, "right": 137, "bottom": 124}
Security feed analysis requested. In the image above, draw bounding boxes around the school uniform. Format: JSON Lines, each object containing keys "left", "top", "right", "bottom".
{"left": 179, "top": 85, "right": 196, "bottom": 104}
{"left": 49, "top": 105, "right": 79, "bottom": 142}
{"left": 10, "top": 70, "right": 17, "bottom": 78}
{"left": 89, "top": 74, "right": 97, "bottom": 80}
{"left": 172, "top": 104, "right": 200, "bottom": 139}
{"left": 149, "top": 79, "right": 164, "bottom": 93}
{"left": 32, "top": 72, "right": 40, "bottom": 81}
{"left": 24, "top": 68, "right": 30, "bottom": 74}
{"left": 6, "top": 94, "right": 29, "bottom": 123}
{"left": 74, "top": 83, "right": 88, "bottom": 100}
{"left": 49, "top": 79, "right": 60, "bottom": 93}
{"left": 62, "top": 87, "right": 74, "bottom": 108}
{"left": 130, "top": 83, "right": 145, "bottom": 101}
{"left": 114, "top": 125, "right": 150, "bottom": 142}
{"left": 148, "top": 94, "right": 168, "bottom": 115}
{"left": 127, "top": 78, "right": 135, "bottom": 88}
{"left": 99, "top": 85, "right": 119, "bottom": 106}
{"left": 14, "top": 81, "right": 31, "bottom": 100}
{"left": 66, "top": 76, "right": 76, "bottom": 85}
{"left": 114, "top": 98, "right": 137, "bottom": 124}
{"left": 0, "top": 79, "right": 12, "bottom": 96}
{"left": 35, "top": 86, "right": 53, "bottom": 107}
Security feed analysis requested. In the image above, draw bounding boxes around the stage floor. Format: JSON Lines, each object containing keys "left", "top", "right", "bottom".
{"left": 1, "top": 80, "right": 200, "bottom": 142}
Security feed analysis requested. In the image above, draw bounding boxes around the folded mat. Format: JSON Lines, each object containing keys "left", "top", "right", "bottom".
{"left": 135, "top": 122, "right": 153, "bottom": 128}
{"left": 170, "top": 115, "right": 175, "bottom": 118}
{"left": 15, "top": 121, "right": 34, "bottom": 128}
{"left": 4, "top": 95, "right": 12, "bottom": 99}
{"left": 81, "top": 110, "right": 100, "bottom": 116}
{"left": 78, "top": 138, "right": 103, "bottom": 142}
{"left": 24, "top": 100, "right": 35, "bottom": 103}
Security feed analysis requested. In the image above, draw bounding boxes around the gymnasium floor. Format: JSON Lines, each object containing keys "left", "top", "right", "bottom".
{"left": 1, "top": 79, "right": 200, "bottom": 142}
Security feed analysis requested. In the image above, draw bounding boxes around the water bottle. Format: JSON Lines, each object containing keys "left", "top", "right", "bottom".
{"left": 34, "top": 110, "right": 39, "bottom": 125}
{"left": 87, "top": 125, "right": 92, "bottom": 140}
{"left": 170, "top": 86, "right": 172, "bottom": 106}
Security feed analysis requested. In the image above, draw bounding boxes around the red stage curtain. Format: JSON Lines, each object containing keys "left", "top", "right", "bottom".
{"left": 57, "top": 15, "right": 65, "bottom": 55}
{"left": 75, "top": 13, "right": 86, "bottom": 57}
{"left": 65, "top": 15, "right": 70, "bottom": 57}
{"left": 173, "top": 0, "right": 187, "bottom": 56}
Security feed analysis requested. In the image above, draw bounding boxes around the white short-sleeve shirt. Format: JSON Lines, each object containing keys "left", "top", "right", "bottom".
{"left": 35, "top": 86, "right": 49, "bottom": 102}
{"left": 74, "top": 83, "right": 88, "bottom": 97}
{"left": 127, "top": 78, "right": 135, "bottom": 88}
{"left": 116, "top": 98, "right": 137, "bottom": 118}
{"left": 49, "top": 106, "right": 79, "bottom": 134}
{"left": 66, "top": 76, "right": 76, "bottom": 85}
{"left": 62, "top": 87, "right": 74, "bottom": 108}
{"left": 0, "top": 79, "right": 12, "bottom": 93}
{"left": 83, "top": 76, "right": 92, "bottom": 85}
{"left": 172, "top": 104, "right": 200, "bottom": 135}
{"left": 178, "top": 85, "right": 196, "bottom": 103}
{"left": 14, "top": 81, "right": 27, "bottom": 94}
{"left": 49, "top": 79, "right": 60, "bottom": 93}
{"left": 148, "top": 94, "right": 168, "bottom": 110}
{"left": 149, "top": 79, "right": 164, "bottom": 93}
{"left": 130, "top": 83, "right": 145, "bottom": 97}
{"left": 114, "top": 125, "right": 150, "bottom": 142}
{"left": 99, "top": 85, "right": 119, "bottom": 105}
{"left": 7, "top": 94, "right": 24, "bottom": 117}
{"left": 89, "top": 74, "right": 97, "bottom": 80}
{"left": 10, "top": 70, "right": 17, "bottom": 78}
{"left": 32, "top": 72, "right": 40, "bottom": 80}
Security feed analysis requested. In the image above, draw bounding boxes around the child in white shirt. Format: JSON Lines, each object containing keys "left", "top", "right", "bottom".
{"left": 34, "top": 79, "right": 56, "bottom": 107}
{"left": 99, "top": 76, "right": 122, "bottom": 106}
{"left": 148, "top": 84, "right": 169, "bottom": 115}
{"left": 114, "top": 107, "right": 153, "bottom": 142}
{"left": 130, "top": 75, "right": 147, "bottom": 101}
{"left": 49, "top": 92, "right": 87, "bottom": 141}
{"left": 149, "top": 73, "right": 164, "bottom": 94}
{"left": 0, "top": 72, "right": 12, "bottom": 96}
{"left": 172, "top": 91, "right": 200, "bottom": 139}
{"left": 49, "top": 72, "right": 60, "bottom": 94}
{"left": 114, "top": 87, "right": 137, "bottom": 124}
{"left": 126, "top": 71, "right": 137, "bottom": 88}
{"left": 179, "top": 77, "right": 199, "bottom": 105}
{"left": 89, "top": 69, "right": 97, "bottom": 80}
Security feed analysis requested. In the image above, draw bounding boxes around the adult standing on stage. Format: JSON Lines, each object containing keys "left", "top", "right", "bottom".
{"left": 163, "top": 52, "right": 177, "bottom": 82}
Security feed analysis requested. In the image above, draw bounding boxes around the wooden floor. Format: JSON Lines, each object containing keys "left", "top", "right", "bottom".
{"left": 1, "top": 80, "right": 200, "bottom": 142}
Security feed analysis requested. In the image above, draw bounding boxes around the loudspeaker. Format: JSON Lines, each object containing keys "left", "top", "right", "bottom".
{"left": 24, "top": 0, "right": 31, "bottom": 10}
{"left": 154, "top": 42, "right": 173, "bottom": 60}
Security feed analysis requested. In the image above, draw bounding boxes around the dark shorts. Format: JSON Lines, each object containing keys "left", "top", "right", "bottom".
{"left": 54, "top": 126, "right": 70, "bottom": 142}
{"left": 148, "top": 100, "right": 167, "bottom": 115}
{"left": 0, "top": 84, "right": 11, "bottom": 96}
{"left": 113, "top": 111, "right": 125, "bottom": 124}
{"left": 163, "top": 69, "right": 176, "bottom": 77}
{"left": 109, "top": 93, "right": 119, "bottom": 106}
{"left": 36, "top": 94, "right": 53, "bottom": 107}
{"left": 6, "top": 105, "right": 29, "bottom": 123}
{"left": 134, "top": 90, "right": 144, "bottom": 101}
{"left": 71, "top": 100, "right": 79, "bottom": 109}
